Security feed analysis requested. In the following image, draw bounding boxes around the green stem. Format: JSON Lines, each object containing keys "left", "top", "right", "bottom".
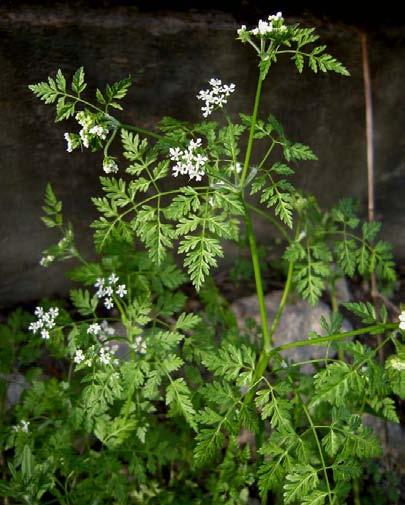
{"left": 119, "top": 122, "right": 163, "bottom": 141}
{"left": 246, "top": 203, "right": 292, "bottom": 243}
{"left": 271, "top": 322, "right": 397, "bottom": 356}
{"left": 240, "top": 74, "right": 264, "bottom": 188}
{"left": 268, "top": 260, "right": 294, "bottom": 338}
{"left": 244, "top": 206, "right": 271, "bottom": 353}
{"left": 302, "top": 401, "right": 333, "bottom": 505}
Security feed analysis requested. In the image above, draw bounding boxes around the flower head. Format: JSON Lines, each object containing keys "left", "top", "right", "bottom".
{"left": 169, "top": 138, "right": 208, "bottom": 181}
{"left": 103, "top": 157, "right": 119, "bottom": 174}
{"left": 13, "top": 420, "right": 30, "bottom": 433}
{"left": 399, "top": 310, "right": 405, "bottom": 331}
{"left": 87, "top": 323, "right": 101, "bottom": 336}
{"left": 74, "top": 349, "right": 85, "bottom": 364}
{"left": 39, "top": 255, "right": 55, "bottom": 267}
{"left": 29, "top": 306, "right": 59, "bottom": 339}
{"left": 197, "top": 78, "right": 236, "bottom": 118}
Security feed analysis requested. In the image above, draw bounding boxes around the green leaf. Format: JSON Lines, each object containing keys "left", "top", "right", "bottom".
{"left": 283, "top": 142, "right": 317, "bottom": 162}
{"left": 70, "top": 289, "right": 98, "bottom": 316}
{"left": 322, "top": 429, "right": 344, "bottom": 457}
{"left": 72, "top": 67, "right": 86, "bottom": 95}
{"left": 193, "top": 427, "right": 224, "bottom": 466}
{"left": 179, "top": 235, "right": 223, "bottom": 291}
{"left": 166, "top": 378, "right": 197, "bottom": 431}
{"left": 283, "top": 464, "right": 319, "bottom": 504}
{"left": 343, "top": 301, "right": 377, "bottom": 324}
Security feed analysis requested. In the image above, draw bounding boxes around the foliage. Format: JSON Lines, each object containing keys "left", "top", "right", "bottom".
{"left": 1, "top": 13, "right": 403, "bottom": 505}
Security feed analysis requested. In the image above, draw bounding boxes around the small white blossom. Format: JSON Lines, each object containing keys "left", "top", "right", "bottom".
{"left": 197, "top": 78, "right": 236, "bottom": 118}
{"left": 116, "top": 284, "right": 127, "bottom": 298}
{"left": 103, "top": 157, "right": 119, "bottom": 174}
{"left": 40, "top": 255, "right": 55, "bottom": 267}
{"left": 87, "top": 323, "right": 101, "bottom": 335}
{"left": 390, "top": 356, "right": 405, "bottom": 371}
{"left": 134, "top": 335, "right": 147, "bottom": 354}
{"left": 64, "top": 132, "right": 76, "bottom": 152}
{"left": 109, "top": 273, "right": 119, "bottom": 285}
{"left": 104, "top": 297, "right": 114, "bottom": 310}
{"left": 89, "top": 125, "right": 108, "bottom": 140}
{"left": 74, "top": 349, "right": 85, "bottom": 364}
{"left": 13, "top": 419, "right": 30, "bottom": 433}
{"left": 40, "top": 329, "right": 50, "bottom": 340}
{"left": 237, "top": 24, "right": 247, "bottom": 36}
{"left": 29, "top": 306, "right": 59, "bottom": 338}
{"left": 169, "top": 138, "right": 208, "bottom": 181}
{"left": 399, "top": 311, "right": 405, "bottom": 331}
{"left": 239, "top": 12, "right": 287, "bottom": 39}
{"left": 21, "top": 420, "right": 30, "bottom": 432}
{"left": 99, "top": 347, "right": 112, "bottom": 365}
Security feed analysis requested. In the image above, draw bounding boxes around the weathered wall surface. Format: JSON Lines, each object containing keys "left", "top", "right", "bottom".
{"left": 0, "top": 5, "right": 404, "bottom": 306}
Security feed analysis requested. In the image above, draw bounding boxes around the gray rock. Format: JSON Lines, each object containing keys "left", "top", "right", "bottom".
{"left": 363, "top": 414, "right": 405, "bottom": 463}
{"left": 231, "top": 291, "right": 351, "bottom": 364}
{"left": 3, "top": 372, "right": 29, "bottom": 409}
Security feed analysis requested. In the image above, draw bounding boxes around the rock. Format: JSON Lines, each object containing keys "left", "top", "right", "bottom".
{"left": 231, "top": 291, "right": 351, "bottom": 364}
{"left": 3, "top": 372, "right": 29, "bottom": 409}
{"left": 363, "top": 414, "right": 405, "bottom": 465}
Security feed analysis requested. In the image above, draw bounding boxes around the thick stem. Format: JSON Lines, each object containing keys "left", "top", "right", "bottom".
{"left": 244, "top": 206, "right": 271, "bottom": 353}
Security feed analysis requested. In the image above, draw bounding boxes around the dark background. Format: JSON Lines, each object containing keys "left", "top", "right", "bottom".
{"left": 0, "top": 1, "right": 404, "bottom": 307}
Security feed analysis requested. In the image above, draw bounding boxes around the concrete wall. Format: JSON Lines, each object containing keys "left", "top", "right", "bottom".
{"left": 0, "top": 4, "right": 404, "bottom": 306}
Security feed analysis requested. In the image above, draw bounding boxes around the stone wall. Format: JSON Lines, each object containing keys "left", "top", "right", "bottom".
{"left": 0, "top": 4, "right": 404, "bottom": 306}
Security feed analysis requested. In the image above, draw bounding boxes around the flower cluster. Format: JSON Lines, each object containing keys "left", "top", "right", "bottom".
{"left": 103, "top": 156, "right": 119, "bottom": 174}
{"left": 12, "top": 420, "right": 30, "bottom": 433}
{"left": 134, "top": 335, "right": 147, "bottom": 354}
{"left": 94, "top": 274, "right": 127, "bottom": 310}
{"left": 64, "top": 111, "right": 109, "bottom": 152}
{"left": 237, "top": 12, "right": 287, "bottom": 38}
{"left": 169, "top": 139, "right": 208, "bottom": 182}
{"left": 39, "top": 254, "right": 55, "bottom": 267}
{"left": 28, "top": 306, "right": 59, "bottom": 340}
{"left": 399, "top": 310, "right": 405, "bottom": 330}
{"left": 197, "top": 78, "right": 236, "bottom": 118}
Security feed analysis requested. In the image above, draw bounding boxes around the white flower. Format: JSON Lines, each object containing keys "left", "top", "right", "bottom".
{"left": 29, "top": 306, "right": 59, "bottom": 338}
{"left": 109, "top": 273, "right": 119, "bottom": 284}
{"left": 243, "top": 12, "right": 287, "bottom": 38}
{"left": 399, "top": 310, "right": 405, "bottom": 330}
{"left": 134, "top": 335, "right": 147, "bottom": 354}
{"left": 103, "top": 157, "right": 118, "bottom": 174}
{"left": 40, "top": 329, "right": 50, "bottom": 340}
{"left": 390, "top": 356, "right": 405, "bottom": 371}
{"left": 87, "top": 323, "right": 101, "bottom": 335}
{"left": 237, "top": 24, "right": 247, "bottom": 36}
{"left": 99, "top": 348, "right": 112, "bottom": 365}
{"left": 20, "top": 420, "right": 30, "bottom": 433}
{"left": 40, "top": 255, "right": 55, "bottom": 267}
{"left": 89, "top": 125, "right": 108, "bottom": 140}
{"left": 169, "top": 138, "right": 208, "bottom": 181}
{"left": 74, "top": 349, "right": 85, "bottom": 364}
{"left": 197, "top": 78, "right": 236, "bottom": 118}
{"left": 104, "top": 297, "right": 114, "bottom": 310}
{"left": 116, "top": 284, "right": 127, "bottom": 298}
{"left": 64, "top": 133, "right": 74, "bottom": 152}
